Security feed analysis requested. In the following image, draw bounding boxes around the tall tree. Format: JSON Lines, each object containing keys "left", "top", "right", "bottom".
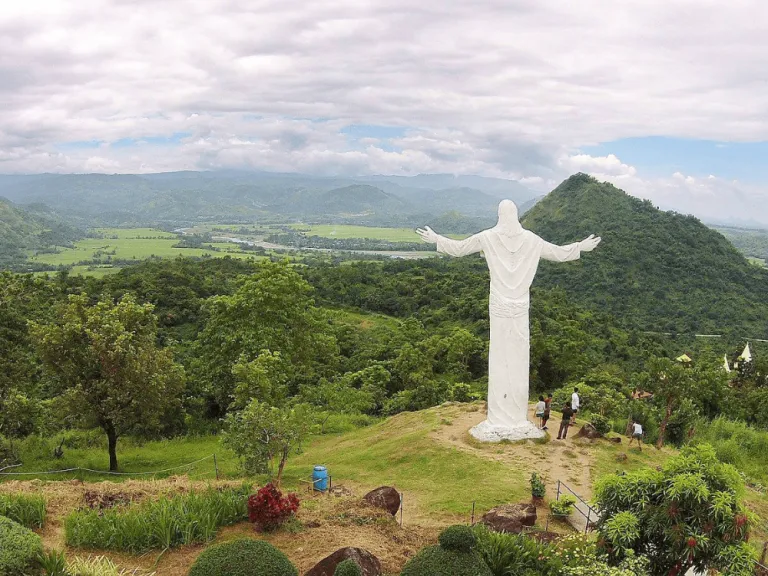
{"left": 29, "top": 293, "right": 185, "bottom": 471}
{"left": 192, "top": 260, "right": 338, "bottom": 413}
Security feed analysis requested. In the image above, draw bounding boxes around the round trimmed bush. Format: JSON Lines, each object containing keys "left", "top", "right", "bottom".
{"left": 400, "top": 546, "right": 492, "bottom": 576}
{"left": 0, "top": 516, "right": 42, "bottom": 576}
{"left": 188, "top": 538, "right": 297, "bottom": 576}
{"left": 437, "top": 525, "right": 476, "bottom": 553}
{"left": 333, "top": 559, "right": 362, "bottom": 576}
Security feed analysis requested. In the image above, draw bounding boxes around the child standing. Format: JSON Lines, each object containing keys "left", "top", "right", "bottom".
{"left": 535, "top": 396, "right": 546, "bottom": 428}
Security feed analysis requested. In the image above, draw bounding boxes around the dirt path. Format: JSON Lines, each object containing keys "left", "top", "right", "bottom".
{"left": 428, "top": 403, "right": 596, "bottom": 501}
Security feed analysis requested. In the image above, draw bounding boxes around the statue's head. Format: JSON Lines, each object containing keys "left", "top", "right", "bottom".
{"left": 496, "top": 200, "right": 523, "bottom": 236}
{"left": 498, "top": 199, "right": 519, "bottom": 223}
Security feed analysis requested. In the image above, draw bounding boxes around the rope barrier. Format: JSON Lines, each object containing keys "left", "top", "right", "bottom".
{"left": 0, "top": 454, "right": 215, "bottom": 477}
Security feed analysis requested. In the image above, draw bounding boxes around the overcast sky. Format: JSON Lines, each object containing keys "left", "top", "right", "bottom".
{"left": 1, "top": 0, "right": 767, "bottom": 224}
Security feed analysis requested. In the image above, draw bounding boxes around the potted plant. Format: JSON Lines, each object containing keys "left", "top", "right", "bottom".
{"left": 530, "top": 473, "right": 546, "bottom": 503}
{"left": 549, "top": 495, "right": 576, "bottom": 518}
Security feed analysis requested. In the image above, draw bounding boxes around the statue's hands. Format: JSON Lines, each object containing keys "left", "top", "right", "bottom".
{"left": 579, "top": 234, "right": 601, "bottom": 252}
{"left": 417, "top": 226, "right": 439, "bottom": 244}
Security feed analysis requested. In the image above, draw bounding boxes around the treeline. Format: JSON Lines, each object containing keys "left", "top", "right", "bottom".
{"left": 265, "top": 230, "right": 433, "bottom": 252}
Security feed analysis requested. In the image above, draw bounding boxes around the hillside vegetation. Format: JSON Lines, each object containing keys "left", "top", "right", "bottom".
{"left": 0, "top": 199, "right": 83, "bottom": 266}
{"left": 524, "top": 173, "right": 768, "bottom": 335}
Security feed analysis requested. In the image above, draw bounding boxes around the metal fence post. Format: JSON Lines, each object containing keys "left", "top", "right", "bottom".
{"left": 471, "top": 502, "right": 475, "bottom": 526}
{"left": 556, "top": 480, "right": 561, "bottom": 501}
{"left": 400, "top": 492, "right": 404, "bottom": 527}
{"left": 213, "top": 454, "right": 219, "bottom": 480}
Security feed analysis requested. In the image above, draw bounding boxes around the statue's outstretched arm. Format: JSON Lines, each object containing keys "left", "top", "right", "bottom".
{"left": 540, "top": 234, "right": 601, "bottom": 263}
{"left": 417, "top": 226, "right": 483, "bottom": 257}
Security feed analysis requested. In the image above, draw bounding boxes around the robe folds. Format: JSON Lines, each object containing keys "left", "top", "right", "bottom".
{"left": 436, "top": 229, "right": 581, "bottom": 431}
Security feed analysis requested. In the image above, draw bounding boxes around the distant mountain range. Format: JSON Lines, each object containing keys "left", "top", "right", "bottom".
{"left": 0, "top": 171, "right": 539, "bottom": 228}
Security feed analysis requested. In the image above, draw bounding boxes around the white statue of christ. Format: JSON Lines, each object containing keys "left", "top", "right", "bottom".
{"left": 418, "top": 200, "right": 601, "bottom": 441}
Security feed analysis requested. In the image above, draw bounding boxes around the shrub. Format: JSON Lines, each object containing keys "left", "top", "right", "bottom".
{"left": 399, "top": 546, "right": 492, "bottom": 576}
{"left": 65, "top": 485, "right": 249, "bottom": 553}
{"left": 248, "top": 483, "right": 299, "bottom": 531}
{"left": 438, "top": 525, "right": 476, "bottom": 553}
{"left": 0, "top": 516, "right": 43, "bottom": 576}
{"left": 333, "top": 559, "right": 362, "bottom": 576}
{"left": 594, "top": 444, "right": 756, "bottom": 575}
{"left": 0, "top": 493, "right": 47, "bottom": 529}
{"left": 550, "top": 495, "right": 576, "bottom": 516}
{"left": 187, "top": 539, "right": 297, "bottom": 576}
{"left": 530, "top": 472, "right": 546, "bottom": 498}
{"left": 473, "top": 524, "right": 561, "bottom": 576}
{"left": 590, "top": 414, "right": 611, "bottom": 436}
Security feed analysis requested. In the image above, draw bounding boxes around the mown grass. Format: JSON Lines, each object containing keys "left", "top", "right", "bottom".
{"left": 289, "top": 409, "right": 529, "bottom": 521}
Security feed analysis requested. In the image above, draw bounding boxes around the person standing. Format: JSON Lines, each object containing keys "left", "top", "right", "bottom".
{"left": 535, "top": 396, "right": 546, "bottom": 428}
{"left": 557, "top": 402, "right": 575, "bottom": 440}
{"left": 571, "top": 387, "right": 580, "bottom": 425}
{"left": 629, "top": 420, "right": 644, "bottom": 451}
{"left": 542, "top": 393, "right": 553, "bottom": 430}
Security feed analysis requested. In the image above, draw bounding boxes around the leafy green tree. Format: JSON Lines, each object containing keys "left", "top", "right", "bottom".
{"left": 193, "top": 260, "right": 338, "bottom": 413}
{"left": 594, "top": 444, "right": 755, "bottom": 576}
{"left": 29, "top": 293, "right": 185, "bottom": 471}
{"left": 222, "top": 399, "right": 316, "bottom": 487}
{"left": 299, "top": 378, "right": 374, "bottom": 432}
{"left": 231, "top": 350, "right": 289, "bottom": 410}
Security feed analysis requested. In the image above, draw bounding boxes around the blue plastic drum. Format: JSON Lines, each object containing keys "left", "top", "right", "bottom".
{"left": 312, "top": 465, "right": 328, "bottom": 492}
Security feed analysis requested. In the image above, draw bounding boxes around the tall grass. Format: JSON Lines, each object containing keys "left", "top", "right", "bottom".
{"left": 691, "top": 417, "right": 768, "bottom": 483}
{"left": 0, "top": 493, "right": 47, "bottom": 528}
{"left": 65, "top": 484, "right": 250, "bottom": 553}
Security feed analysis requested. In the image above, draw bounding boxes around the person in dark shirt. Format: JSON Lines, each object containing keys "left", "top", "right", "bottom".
{"left": 557, "top": 402, "right": 574, "bottom": 440}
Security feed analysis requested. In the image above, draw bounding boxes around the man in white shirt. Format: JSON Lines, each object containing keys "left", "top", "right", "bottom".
{"left": 571, "top": 388, "right": 580, "bottom": 424}
{"left": 629, "top": 420, "right": 644, "bottom": 451}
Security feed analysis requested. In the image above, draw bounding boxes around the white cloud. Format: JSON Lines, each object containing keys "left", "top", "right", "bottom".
{"left": 0, "top": 0, "right": 767, "bottom": 222}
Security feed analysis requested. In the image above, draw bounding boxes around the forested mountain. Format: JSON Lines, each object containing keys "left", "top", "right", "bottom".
{"left": 523, "top": 173, "right": 768, "bottom": 336}
{"left": 0, "top": 198, "right": 82, "bottom": 266}
{"left": 0, "top": 171, "right": 538, "bottom": 227}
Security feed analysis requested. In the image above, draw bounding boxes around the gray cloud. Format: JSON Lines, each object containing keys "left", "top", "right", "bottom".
{"left": 0, "top": 0, "right": 767, "bottom": 222}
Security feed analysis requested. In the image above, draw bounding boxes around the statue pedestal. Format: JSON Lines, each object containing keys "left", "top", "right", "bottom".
{"left": 470, "top": 419, "right": 545, "bottom": 442}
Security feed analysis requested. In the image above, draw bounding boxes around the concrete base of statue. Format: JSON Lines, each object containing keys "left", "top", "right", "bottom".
{"left": 470, "top": 419, "right": 545, "bottom": 442}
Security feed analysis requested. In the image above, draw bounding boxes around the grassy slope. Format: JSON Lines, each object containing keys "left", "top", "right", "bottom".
{"left": 5, "top": 403, "right": 767, "bottom": 550}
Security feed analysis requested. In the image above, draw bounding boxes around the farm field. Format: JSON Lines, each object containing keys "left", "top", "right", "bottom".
{"left": 27, "top": 228, "right": 267, "bottom": 274}
{"left": 288, "top": 224, "right": 466, "bottom": 242}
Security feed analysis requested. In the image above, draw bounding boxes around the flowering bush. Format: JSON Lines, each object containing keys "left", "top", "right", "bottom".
{"left": 247, "top": 483, "right": 300, "bottom": 531}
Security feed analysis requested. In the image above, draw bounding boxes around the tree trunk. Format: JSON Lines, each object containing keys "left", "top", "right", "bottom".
{"left": 275, "top": 447, "right": 288, "bottom": 489}
{"left": 657, "top": 398, "right": 673, "bottom": 450}
{"left": 105, "top": 423, "right": 119, "bottom": 472}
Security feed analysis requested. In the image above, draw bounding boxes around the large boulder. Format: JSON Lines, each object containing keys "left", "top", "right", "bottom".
{"left": 481, "top": 503, "right": 537, "bottom": 533}
{"left": 305, "top": 547, "right": 382, "bottom": 576}
{"left": 363, "top": 486, "right": 401, "bottom": 516}
{"left": 576, "top": 423, "right": 602, "bottom": 439}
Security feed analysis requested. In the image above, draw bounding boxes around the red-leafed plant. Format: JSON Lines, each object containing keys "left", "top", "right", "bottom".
{"left": 248, "top": 483, "right": 300, "bottom": 531}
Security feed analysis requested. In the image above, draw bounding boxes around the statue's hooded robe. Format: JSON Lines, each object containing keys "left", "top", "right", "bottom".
{"left": 435, "top": 200, "right": 581, "bottom": 439}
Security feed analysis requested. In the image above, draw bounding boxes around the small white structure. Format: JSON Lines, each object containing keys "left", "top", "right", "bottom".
{"left": 418, "top": 200, "right": 601, "bottom": 442}
{"left": 739, "top": 343, "right": 752, "bottom": 363}
{"left": 723, "top": 354, "right": 731, "bottom": 373}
